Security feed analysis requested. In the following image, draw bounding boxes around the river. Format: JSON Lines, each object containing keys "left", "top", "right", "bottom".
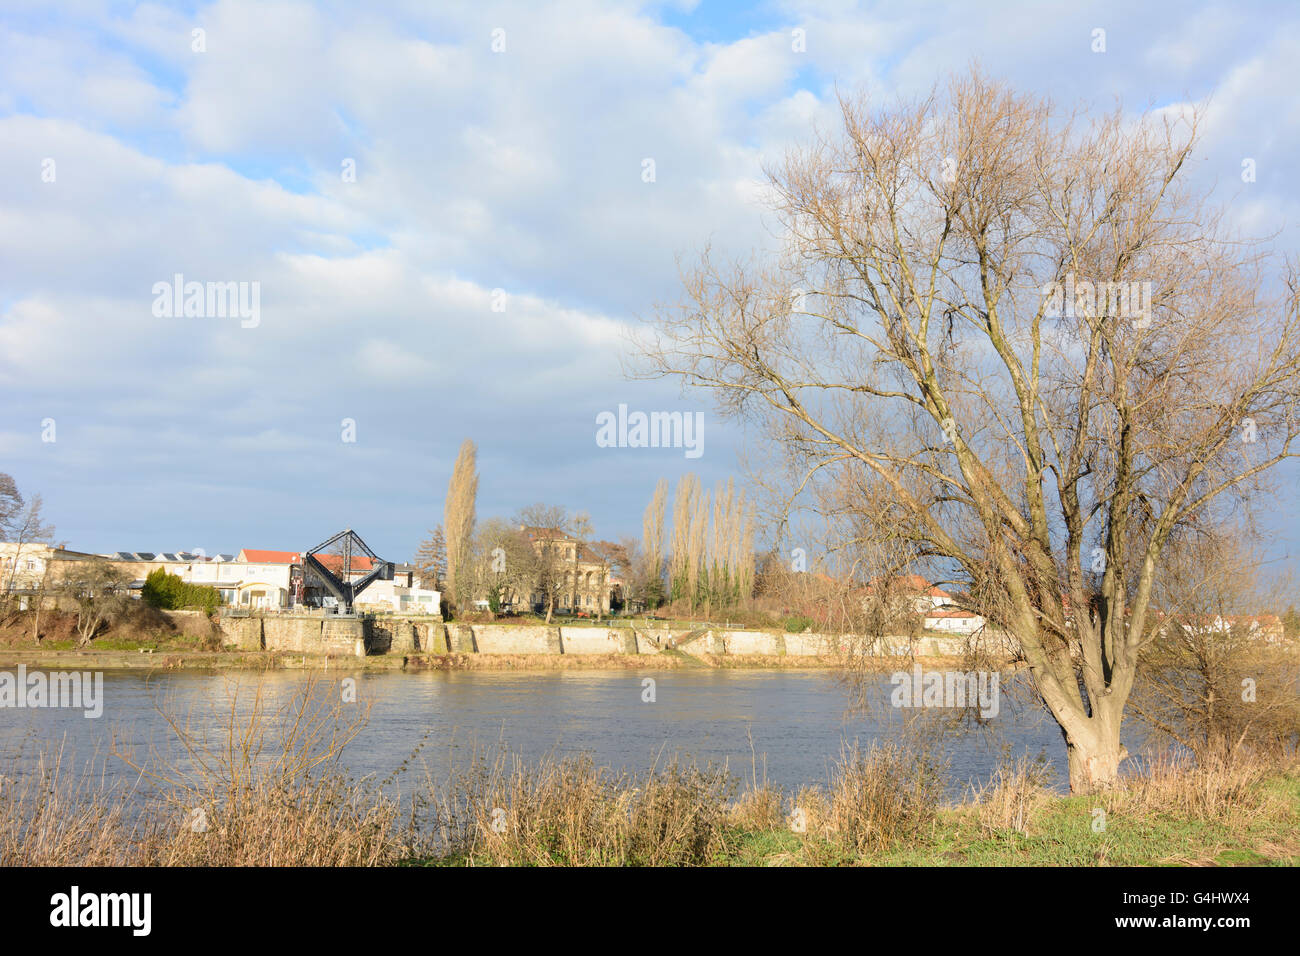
{"left": 0, "top": 667, "right": 1073, "bottom": 800}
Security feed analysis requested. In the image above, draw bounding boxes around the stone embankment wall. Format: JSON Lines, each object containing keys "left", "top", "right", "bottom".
{"left": 218, "top": 611, "right": 1002, "bottom": 659}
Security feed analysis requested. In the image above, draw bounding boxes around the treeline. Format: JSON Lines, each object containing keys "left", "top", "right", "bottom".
{"left": 411, "top": 443, "right": 757, "bottom": 620}
{"left": 415, "top": 440, "right": 625, "bottom": 622}
{"left": 640, "top": 475, "right": 755, "bottom": 614}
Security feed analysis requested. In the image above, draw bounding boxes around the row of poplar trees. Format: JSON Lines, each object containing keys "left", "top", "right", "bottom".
{"left": 642, "top": 475, "right": 755, "bottom": 614}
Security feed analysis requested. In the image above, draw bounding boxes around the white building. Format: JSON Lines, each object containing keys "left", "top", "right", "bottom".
{"left": 353, "top": 564, "right": 441, "bottom": 614}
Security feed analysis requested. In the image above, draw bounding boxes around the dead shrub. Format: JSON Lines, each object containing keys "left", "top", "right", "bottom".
{"left": 823, "top": 740, "right": 947, "bottom": 854}
{"left": 973, "top": 752, "right": 1055, "bottom": 837}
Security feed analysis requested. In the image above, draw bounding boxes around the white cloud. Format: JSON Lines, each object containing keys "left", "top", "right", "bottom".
{"left": 0, "top": 0, "right": 1296, "bottom": 555}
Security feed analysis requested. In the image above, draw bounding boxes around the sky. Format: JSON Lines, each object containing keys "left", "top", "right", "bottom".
{"left": 1, "top": 0, "right": 1299, "bottom": 563}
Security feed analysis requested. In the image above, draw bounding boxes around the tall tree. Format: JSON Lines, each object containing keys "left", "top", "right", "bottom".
{"left": 568, "top": 511, "right": 595, "bottom": 616}
{"left": 642, "top": 479, "right": 667, "bottom": 608}
{"left": 669, "top": 474, "right": 698, "bottom": 604}
{"left": 687, "top": 484, "right": 709, "bottom": 612}
{"left": 443, "top": 439, "right": 478, "bottom": 612}
{"left": 635, "top": 69, "right": 1300, "bottom": 792}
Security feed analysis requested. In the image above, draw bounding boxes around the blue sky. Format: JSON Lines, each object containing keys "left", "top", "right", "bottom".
{"left": 1, "top": 0, "right": 1299, "bottom": 565}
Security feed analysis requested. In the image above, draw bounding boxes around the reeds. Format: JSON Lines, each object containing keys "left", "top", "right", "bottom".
{"left": 1, "top": 673, "right": 409, "bottom": 866}
{"left": 971, "top": 752, "right": 1056, "bottom": 837}
{"left": 438, "top": 749, "right": 735, "bottom": 866}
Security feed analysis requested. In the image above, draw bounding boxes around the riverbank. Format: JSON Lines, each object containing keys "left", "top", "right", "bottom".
{"left": 4, "top": 607, "right": 1012, "bottom": 668}
{"left": 5, "top": 709, "right": 1294, "bottom": 866}
{"left": 0, "top": 645, "right": 982, "bottom": 672}
{"left": 718, "top": 769, "right": 1300, "bottom": 866}
{"left": 416, "top": 770, "right": 1300, "bottom": 867}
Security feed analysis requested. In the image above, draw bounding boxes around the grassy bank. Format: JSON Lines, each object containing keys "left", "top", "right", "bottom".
{"left": 407, "top": 745, "right": 1300, "bottom": 867}
{"left": 718, "top": 771, "right": 1300, "bottom": 867}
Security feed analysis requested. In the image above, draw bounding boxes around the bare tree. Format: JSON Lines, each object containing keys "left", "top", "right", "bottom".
{"left": 668, "top": 474, "right": 697, "bottom": 605}
{"left": 29, "top": 560, "right": 54, "bottom": 645}
{"left": 0, "top": 473, "right": 21, "bottom": 535}
{"left": 568, "top": 511, "right": 595, "bottom": 617}
{"left": 515, "top": 503, "right": 569, "bottom": 624}
{"left": 469, "top": 518, "right": 537, "bottom": 613}
{"left": 642, "top": 479, "right": 668, "bottom": 608}
{"left": 0, "top": 473, "right": 54, "bottom": 623}
{"left": 414, "top": 525, "right": 447, "bottom": 592}
{"left": 1131, "top": 531, "right": 1300, "bottom": 758}
{"left": 57, "top": 557, "right": 128, "bottom": 648}
{"left": 687, "top": 484, "right": 708, "bottom": 612}
{"left": 443, "top": 439, "right": 478, "bottom": 613}
{"left": 633, "top": 69, "right": 1300, "bottom": 792}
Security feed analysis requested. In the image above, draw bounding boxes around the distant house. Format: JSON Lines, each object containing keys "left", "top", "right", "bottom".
{"left": 519, "top": 526, "right": 616, "bottom": 615}
{"left": 227, "top": 550, "right": 439, "bottom": 613}
{"left": 0, "top": 543, "right": 98, "bottom": 596}
{"left": 863, "top": 573, "right": 986, "bottom": 634}
{"left": 1161, "top": 612, "right": 1286, "bottom": 645}
{"left": 353, "top": 563, "right": 441, "bottom": 614}
{"left": 923, "top": 606, "right": 986, "bottom": 634}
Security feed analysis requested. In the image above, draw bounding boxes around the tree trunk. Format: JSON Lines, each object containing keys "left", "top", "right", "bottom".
{"left": 1064, "top": 715, "right": 1127, "bottom": 794}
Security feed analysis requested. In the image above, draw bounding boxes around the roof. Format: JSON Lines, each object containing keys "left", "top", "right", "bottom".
{"left": 236, "top": 549, "right": 374, "bottom": 572}
{"left": 239, "top": 549, "right": 302, "bottom": 564}
{"left": 521, "top": 527, "right": 608, "bottom": 564}
{"left": 864, "top": 574, "right": 953, "bottom": 599}
{"left": 111, "top": 551, "right": 206, "bottom": 562}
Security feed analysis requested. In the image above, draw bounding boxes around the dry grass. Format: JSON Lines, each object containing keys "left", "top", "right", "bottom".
{"left": 729, "top": 784, "right": 785, "bottom": 830}
{"left": 0, "top": 745, "right": 144, "bottom": 865}
{"left": 972, "top": 753, "right": 1056, "bottom": 837}
{"left": 1112, "top": 746, "right": 1291, "bottom": 824}
{"left": 0, "top": 673, "right": 410, "bottom": 866}
{"left": 435, "top": 749, "right": 736, "bottom": 866}
{"left": 822, "top": 741, "right": 947, "bottom": 853}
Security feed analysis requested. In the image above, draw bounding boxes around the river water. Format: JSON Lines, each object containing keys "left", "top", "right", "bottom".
{"left": 0, "top": 668, "right": 1073, "bottom": 799}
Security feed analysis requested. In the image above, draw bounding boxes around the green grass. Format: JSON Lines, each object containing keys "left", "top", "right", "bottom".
{"left": 407, "top": 769, "right": 1300, "bottom": 867}
{"left": 36, "top": 633, "right": 212, "bottom": 652}
{"left": 758, "top": 778, "right": 1298, "bottom": 866}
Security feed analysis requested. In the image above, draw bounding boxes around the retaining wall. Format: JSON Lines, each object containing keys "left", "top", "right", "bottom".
{"left": 218, "top": 611, "right": 991, "bottom": 660}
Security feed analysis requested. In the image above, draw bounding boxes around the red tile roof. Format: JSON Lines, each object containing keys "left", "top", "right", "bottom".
{"left": 239, "top": 549, "right": 301, "bottom": 564}
{"left": 864, "top": 574, "right": 953, "bottom": 599}
{"left": 237, "top": 549, "right": 374, "bottom": 572}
